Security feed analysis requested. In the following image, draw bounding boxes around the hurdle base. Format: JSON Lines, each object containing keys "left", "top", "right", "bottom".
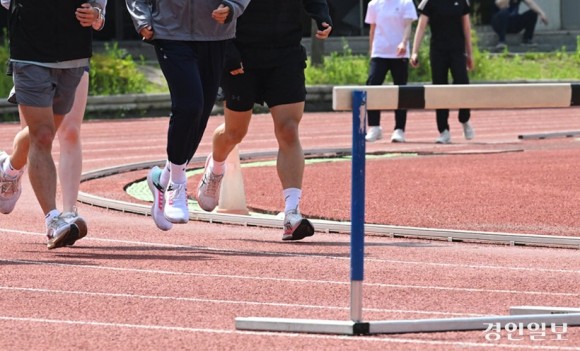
{"left": 235, "top": 317, "right": 369, "bottom": 335}
{"left": 235, "top": 312, "right": 580, "bottom": 335}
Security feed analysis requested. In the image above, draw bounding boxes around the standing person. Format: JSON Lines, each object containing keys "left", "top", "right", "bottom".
{"left": 0, "top": 2, "right": 106, "bottom": 247}
{"left": 126, "top": 0, "right": 249, "bottom": 231}
{"left": 364, "top": 0, "right": 417, "bottom": 143}
{"left": 410, "top": 0, "right": 475, "bottom": 144}
{"left": 196, "top": 0, "right": 333, "bottom": 241}
{"left": 1, "top": 1, "right": 104, "bottom": 249}
{"left": 491, "top": 0, "right": 548, "bottom": 50}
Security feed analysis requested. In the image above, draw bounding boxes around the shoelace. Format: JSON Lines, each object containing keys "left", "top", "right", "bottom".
{"left": 47, "top": 217, "right": 67, "bottom": 239}
{"left": 168, "top": 185, "right": 187, "bottom": 206}
{"left": 0, "top": 178, "right": 19, "bottom": 196}
{"left": 204, "top": 172, "right": 223, "bottom": 197}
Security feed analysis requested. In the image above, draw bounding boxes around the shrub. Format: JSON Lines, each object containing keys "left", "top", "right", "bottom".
{"left": 89, "top": 42, "right": 150, "bottom": 95}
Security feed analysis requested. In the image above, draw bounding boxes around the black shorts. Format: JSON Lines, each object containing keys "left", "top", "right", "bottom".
{"left": 222, "top": 62, "right": 306, "bottom": 112}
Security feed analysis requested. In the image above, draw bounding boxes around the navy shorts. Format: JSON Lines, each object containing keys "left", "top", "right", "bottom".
{"left": 222, "top": 62, "right": 306, "bottom": 112}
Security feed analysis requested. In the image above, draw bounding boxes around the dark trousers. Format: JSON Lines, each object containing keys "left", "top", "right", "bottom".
{"left": 430, "top": 47, "right": 470, "bottom": 133}
{"left": 365, "top": 57, "right": 408, "bottom": 130}
{"left": 155, "top": 39, "right": 225, "bottom": 165}
{"left": 491, "top": 9, "right": 538, "bottom": 42}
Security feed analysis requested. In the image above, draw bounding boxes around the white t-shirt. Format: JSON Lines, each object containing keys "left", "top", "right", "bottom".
{"left": 365, "top": 0, "right": 418, "bottom": 58}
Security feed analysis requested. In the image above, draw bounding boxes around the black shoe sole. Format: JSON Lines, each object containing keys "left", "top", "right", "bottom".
{"left": 283, "top": 219, "right": 315, "bottom": 241}
{"left": 65, "top": 219, "right": 88, "bottom": 247}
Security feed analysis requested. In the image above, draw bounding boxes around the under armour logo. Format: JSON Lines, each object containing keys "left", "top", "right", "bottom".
{"left": 231, "top": 95, "right": 241, "bottom": 101}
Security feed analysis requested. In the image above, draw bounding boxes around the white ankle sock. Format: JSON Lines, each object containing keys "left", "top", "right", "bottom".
{"left": 283, "top": 188, "right": 301, "bottom": 213}
{"left": 169, "top": 161, "right": 187, "bottom": 185}
{"left": 160, "top": 161, "right": 170, "bottom": 189}
{"left": 2, "top": 157, "right": 22, "bottom": 178}
{"left": 210, "top": 158, "right": 225, "bottom": 175}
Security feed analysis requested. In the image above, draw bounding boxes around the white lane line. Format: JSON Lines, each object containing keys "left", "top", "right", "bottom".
{"left": 0, "top": 316, "right": 577, "bottom": 350}
{"left": 1, "top": 258, "right": 578, "bottom": 298}
{"left": 2, "top": 228, "right": 579, "bottom": 275}
{"left": 0, "top": 286, "right": 482, "bottom": 317}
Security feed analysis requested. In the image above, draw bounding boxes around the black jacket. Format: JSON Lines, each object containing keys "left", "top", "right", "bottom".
{"left": 225, "top": 0, "right": 333, "bottom": 70}
{"left": 9, "top": 0, "right": 92, "bottom": 62}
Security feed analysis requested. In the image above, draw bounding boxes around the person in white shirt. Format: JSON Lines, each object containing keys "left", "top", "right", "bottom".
{"left": 364, "top": 0, "right": 417, "bottom": 143}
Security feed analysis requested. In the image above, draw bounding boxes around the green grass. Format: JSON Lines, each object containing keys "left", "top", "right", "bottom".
{"left": 305, "top": 36, "right": 580, "bottom": 85}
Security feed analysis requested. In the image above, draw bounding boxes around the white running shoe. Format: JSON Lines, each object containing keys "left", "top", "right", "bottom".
{"left": 147, "top": 166, "right": 173, "bottom": 231}
{"left": 435, "top": 130, "right": 451, "bottom": 144}
{"left": 365, "top": 126, "right": 383, "bottom": 142}
{"left": 61, "top": 210, "right": 88, "bottom": 246}
{"left": 164, "top": 182, "right": 189, "bottom": 223}
{"left": 0, "top": 152, "right": 23, "bottom": 215}
{"left": 462, "top": 121, "right": 475, "bottom": 140}
{"left": 391, "top": 129, "right": 406, "bottom": 143}
{"left": 47, "top": 214, "right": 78, "bottom": 250}
{"left": 196, "top": 154, "right": 224, "bottom": 212}
{"left": 282, "top": 209, "right": 314, "bottom": 241}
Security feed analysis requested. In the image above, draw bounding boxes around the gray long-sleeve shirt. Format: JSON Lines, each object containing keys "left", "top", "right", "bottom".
{"left": 126, "top": 0, "right": 249, "bottom": 42}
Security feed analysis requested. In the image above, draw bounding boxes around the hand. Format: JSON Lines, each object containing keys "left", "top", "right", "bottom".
{"left": 466, "top": 55, "right": 474, "bottom": 71}
{"left": 76, "top": 3, "right": 99, "bottom": 27}
{"left": 410, "top": 53, "right": 419, "bottom": 68}
{"left": 140, "top": 26, "right": 154, "bottom": 41}
{"left": 315, "top": 22, "right": 332, "bottom": 40}
{"left": 212, "top": 4, "right": 230, "bottom": 24}
{"left": 539, "top": 13, "right": 548, "bottom": 25}
{"left": 230, "top": 62, "right": 244, "bottom": 76}
{"left": 396, "top": 42, "right": 407, "bottom": 57}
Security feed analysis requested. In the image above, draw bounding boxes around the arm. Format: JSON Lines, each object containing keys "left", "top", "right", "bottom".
{"left": 125, "top": 0, "right": 153, "bottom": 36}
{"left": 410, "top": 14, "right": 428, "bottom": 67}
{"left": 90, "top": 0, "right": 106, "bottom": 31}
{"left": 224, "top": 40, "right": 244, "bottom": 75}
{"left": 303, "top": 0, "right": 333, "bottom": 39}
{"left": 368, "top": 24, "right": 375, "bottom": 56}
{"left": 76, "top": 2, "right": 105, "bottom": 30}
{"left": 1, "top": 0, "right": 9, "bottom": 10}
{"left": 523, "top": 0, "right": 548, "bottom": 25}
{"left": 462, "top": 14, "right": 473, "bottom": 70}
{"left": 214, "top": 0, "right": 250, "bottom": 24}
{"left": 397, "top": 18, "right": 414, "bottom": 57}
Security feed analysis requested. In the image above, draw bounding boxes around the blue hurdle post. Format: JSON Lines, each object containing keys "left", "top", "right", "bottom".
{"left": 350, "top": 90, "right": 366, "bottom": 322}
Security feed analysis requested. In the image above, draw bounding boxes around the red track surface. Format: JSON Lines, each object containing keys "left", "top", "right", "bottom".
{"left": 1, "top": 108, "right": 579, "bottom": 350}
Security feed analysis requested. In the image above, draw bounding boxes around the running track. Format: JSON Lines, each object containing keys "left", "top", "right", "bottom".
{"left": 1, "top": 108, "right": 579, "bottom": 350}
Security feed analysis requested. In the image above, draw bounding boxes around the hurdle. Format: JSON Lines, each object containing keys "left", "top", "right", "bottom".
{"left": 235, "top": 83, "right": 580, "bottom": 335}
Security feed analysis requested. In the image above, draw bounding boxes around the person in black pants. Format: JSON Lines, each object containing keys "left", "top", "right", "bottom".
{"left": 364, "top": 0, "right": 417, "bottom": 143}
{"left": 491, "top": 0, "right": 548, "bottom": 50}
{"left": 410, "top": 0, "right": 474, "bottom": 144}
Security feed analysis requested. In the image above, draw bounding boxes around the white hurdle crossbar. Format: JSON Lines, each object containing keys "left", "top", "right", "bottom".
{"left": 235, "top": 84, "right": 580, "bottom": 335}
{"left": 333, "top": 83, "right": 580, "bottom": 111}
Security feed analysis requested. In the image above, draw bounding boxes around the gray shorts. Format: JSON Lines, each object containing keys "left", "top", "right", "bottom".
{"left": 12, "top": 62, "right": 84, "bottom": 115}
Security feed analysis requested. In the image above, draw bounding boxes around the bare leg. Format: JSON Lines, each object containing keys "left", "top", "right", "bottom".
{"left": 211, "top": 108, "right": 252, "bottom": 162}
{"left": 270, "top": 102, "right": 305, "bottom": 189}
{"left": 58, "top": 72, "right": 88, "bottom": 212}
{"left": 19, "top": 105, "right": 60, "bottom": 214}
{"left": 9, "top": 110, "right": 30, "bottom": 170}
